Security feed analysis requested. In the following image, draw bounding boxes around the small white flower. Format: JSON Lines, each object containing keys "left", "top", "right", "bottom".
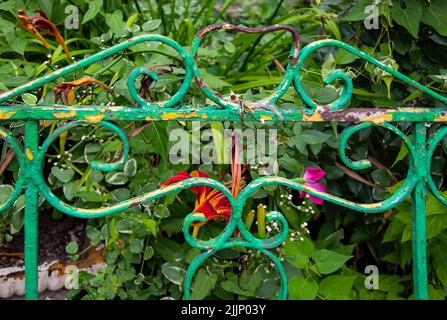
{"left": 300, "top": 237, "right": 304, "bottom": 241}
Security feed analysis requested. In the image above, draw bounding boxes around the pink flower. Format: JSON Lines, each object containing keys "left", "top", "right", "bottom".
{"left": 300, "top": 167, "right": 326, "bottom": 205}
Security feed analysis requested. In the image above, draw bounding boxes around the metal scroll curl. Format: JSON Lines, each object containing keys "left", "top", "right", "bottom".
{"left": 191, "top": 23, "right": 300, "bottom": 112}
{"left": 0, "top": 126, "right": 25, "bottom": 213}
{"left": 294, "top": 39, "right": 447, "bottom": 114}
{"left": 0, "top": 35, "right": 195, "bottom": 109}
{"left": 427, "top": 125, "right": 447, "bottom": 207}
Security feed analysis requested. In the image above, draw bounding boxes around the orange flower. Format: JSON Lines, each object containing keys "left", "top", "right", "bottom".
{"left": 160, "top": 170, "right": 232, "bottom": 225}
{"left": 54, "top": 77, "right": 110, "bottom": 105}
{"left": 160, "top": 135, "right": 243, "bottom": 237}
{"left": 17, "top": 9, "right": 71, "bottom": 59}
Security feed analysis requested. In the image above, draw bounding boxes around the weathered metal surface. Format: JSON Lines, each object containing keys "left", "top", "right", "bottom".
{"left": 0, "top": 23, "right": 443, "bottom": 300}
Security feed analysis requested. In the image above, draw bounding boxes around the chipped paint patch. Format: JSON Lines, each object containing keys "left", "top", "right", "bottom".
{"left": 303, "top": 110, "right": 322, "bottom": 121}
{"left": 161, "top": 111, "right": 205, "bottom": 120}
{"left": 53, "top": 110, "right": 77, "bottom": 118}
{"left": 26, "top": 149, "right": 34, "bottom": 160}
{"left": 434, "top": 114, "right": 447, "bottom": 122}
{"left": 0, "top": 130, "right": 7, "bottom": 138}
{"left": 146, "top": 116, "right": 158, "bottom": 121}
{"left": 0, "top": 110, "right": 15, "bottom": 119}
{"left": 84, "top": 114, "right": 105, "bottom": 123}
{"left": 260, "top": 115, "right": 272, "bottom": 121}
{"left": 363, "top": 113, "right": 393, "bottom": 124}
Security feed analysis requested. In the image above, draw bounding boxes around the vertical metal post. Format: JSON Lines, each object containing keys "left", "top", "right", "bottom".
{"left": 411, "top": 123, "right": 428, "bottom": 300}
{"left": 24, "top": 120, "right": 39, "bottom": 300}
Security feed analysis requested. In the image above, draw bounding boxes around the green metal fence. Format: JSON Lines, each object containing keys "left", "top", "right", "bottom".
{"left": 0, "top": 23, "right": 444, "bottom": 300}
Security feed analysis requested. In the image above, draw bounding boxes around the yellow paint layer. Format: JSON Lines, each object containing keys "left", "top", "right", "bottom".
{"left": 84, "top": 114, "right": 105, "bottom": 123}
{"left": 161, "top": 111, "right": 204, "bottom": 120}
{"left": 0, "top": 110, "right": 15, "bottom": 119}
{"left": 53, "top": 110, "right": 77, "bottom": 118}
{"left": 26, "top": 148, "right": 34, "bottom": 160}
{"left": 303, "top": 110, "right": 322, "bottom": 121}
{"left": 260, "top": 115, "right": 273, "bottom": 121}
{"left": 363, "top": 113, "right": 393, "bottom": 124}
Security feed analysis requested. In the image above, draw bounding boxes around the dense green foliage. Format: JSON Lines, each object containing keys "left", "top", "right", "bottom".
{"left": 0, "top": 0, "right": 447, "bottom": 300}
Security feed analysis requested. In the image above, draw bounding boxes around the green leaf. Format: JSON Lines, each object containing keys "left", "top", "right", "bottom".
{"left": 22, "top": 93, "right": 37, "bottom": 105}
{"left": 4, "top": 28, "right": 27, "bottom": 55}
{"left": 341, "top": 0, "right": 372, "bottom": 22}
{"left": 422, "top": 0, "right": 447, "bottom": 36}
{"left": 123, "top": 158, "right": 137, "bottom": 177}
{"left": 318, "top": 275, "right": 355, "bottom": 300}
{"left": 66, "top": 241, "right": 79, "bottom": 255}
{"left": 391, "top": 142, "right": 408, "bottom": 167}
{"left": 288, "top": 276, "right": 318, "bottom": 300}
{"left": 142, "top": 19, "right": 161, "bottom": 32}
{"left": 143, "top": 218, "right": 157, "bottom": 236}
{"left": 129, "top": 239, "right": 144, "bottom": 253}
{"left": 105, "top": 10, "right": 124, "bottom": 35}
{"left": 199, "top": 69, "right": 232, "bottom": 89}
{"left": 86, "top": 225, "right": 101, "bottom": 245}
{"left": 143, "top": 246, "right": 154, "bottom": 260}
{"left": 76, "top": 191, "right": 103, "bottom": 202}
{"left": 224, "top": 42, "right": 236, "bottom": 54}
{"left": 191, "top": 268, "right": 218, "bottom": 300}
{"left": 161, "top": 262, "right": 186, "bottom": 285}
{"left": 82, "top": 0, "right": 103, "bottom": 24}
{"left": 284, "top": 238, "right": 314, "bottom": 269}
{"left": 0, "top": 185, "right": 13, "bottom": 202}
{"left": 432, "top": 242, "right": 447, "bottom": 287}
{"left": 371, "top": 168, "right": 392, "bottom": 187}
{"left": 313, "top": 87, "right": 339, "bottom": 105}
{"left": 311, "top": 249, "right": 352, "bottom": 274}
{"left": 51, "top": 167, "right": 75, "bottom": 183}
{"left": 391, "top": 0, "right": 422, "bottom": 38}
{"left": 116, "top": 219, "right": 132, "bottom": 234}
{"left": 278, "top": 154, "right": 303, "bottom": 173}
{"left": 145, "top": 122, "right": 168, "bottom": 160}
{"left": 299, "top": 130, "right": 331, "bottom": 145}
{"left": 105, "top": 172, "right": 129, "bottom": 185}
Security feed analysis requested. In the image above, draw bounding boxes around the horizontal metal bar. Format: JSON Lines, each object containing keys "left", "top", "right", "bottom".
{"left": 1, "top": 104, "right": 447, "bottom": 122}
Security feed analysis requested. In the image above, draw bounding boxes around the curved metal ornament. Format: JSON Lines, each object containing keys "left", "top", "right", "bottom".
{"left": 0, "top": 23, "right": 445, "bottom": 300}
